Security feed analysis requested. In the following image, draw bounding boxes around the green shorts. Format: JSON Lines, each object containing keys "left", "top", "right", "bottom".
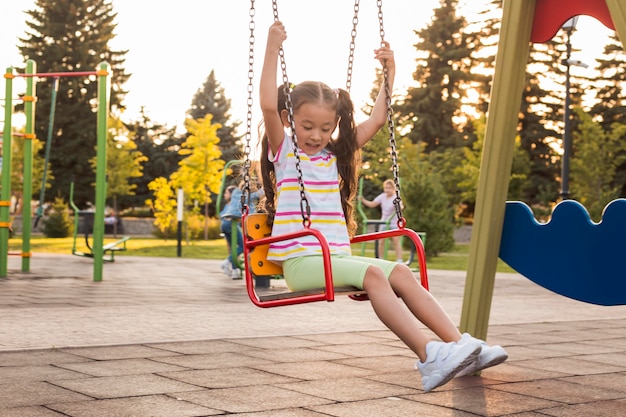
{"left": 282, "top": 255, "right": 398, "bottom": 292}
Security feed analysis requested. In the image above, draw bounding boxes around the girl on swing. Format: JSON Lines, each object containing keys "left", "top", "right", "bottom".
{"left": 259, "top": 21, "right": 507, "bottom": 392}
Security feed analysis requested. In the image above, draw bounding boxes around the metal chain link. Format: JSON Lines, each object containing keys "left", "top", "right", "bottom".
{"left": 241, "top": 0, "right": 256, "bottom": 215}
{"left": 345, "top": 0, "right": 359, "bottom": 93}
{"left": 272, "top": 0, "right": 311, "bottom": 226}
{"left": 377, "top": 0, "right": 405, "bottom": 227}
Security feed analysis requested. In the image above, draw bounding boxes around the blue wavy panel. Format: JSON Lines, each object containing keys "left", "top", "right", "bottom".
{"left": 499, "top": 199, "right": 626, "bottom": 306}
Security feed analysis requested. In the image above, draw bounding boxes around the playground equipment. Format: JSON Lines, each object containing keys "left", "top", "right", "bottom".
{"left": 69, "top": 181, "right": 130, "bottom": 262}
{"left": 239, "top": 0, "right": 428, "bottom": 308}
{"left": 461, "top": 0, "right": 626, "bottom": 340}
{"left": 0, "top": 61, "right": 111, "bottom": 281}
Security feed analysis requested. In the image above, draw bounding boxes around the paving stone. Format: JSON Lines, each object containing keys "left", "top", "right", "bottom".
{"left": 161, "top": 367, "right": 299, "bottom": 388}
{"left": 50, "top": 373, "right": 202, "bottom": 399}
{"left": 0, "top": 349, "right": 91, "bottom": 366}
{"left": 175, "top": 385, "right": 332, "bottom": 413}
{"left": 277, "top": 376, "right": 418, "bottom": 402}
{"left": 152, "top": 351, "right": 274, "bottom": 369}
{"left": 405, "top": 385, "right": 561, "bottom": 415}
{"left": 0, "top": 381, "right": 91, "bottom": 408}
{"left": 253, "top": 360, "right": 376, "bottom": 380}
{"left": 0, "top": 406, "right": 67, "bottom": 417}
{"left": 146, "top": 339, "right": 253, "bottom": 354}
{"left": 62, "top": 344, "right": 179, "bottom": 360}
{"left": 490, "top": 378, "right": 626, "bottom": 404}
{"left": 57, "top": 358, "right": 187, "bottom": 377}
{"left": 0, "top": 364, "right": 87, "bottom": 382}
{"left": 536, "top": 399, "right": 626, "bottom": 417}
{"left": 310, "top": 397, "right": 478, "bottom": 416}
{"left": 47, "top": 394, "right": 221, "bottom": 417}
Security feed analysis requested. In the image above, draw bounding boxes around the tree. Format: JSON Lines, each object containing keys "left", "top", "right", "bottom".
{"left": 89, "top": 116, "right": 147, "bottom": 234}
{"left": 570, "top": 108, "right": 626, "bottom": 221}
{"left": 188, "top": 70, "right": 242, "bottom": 164}
{"left": 170, "top": 115, "right": 225, "bottom": 239}
{"left": 589, "top": 34, "right": 626, "bottom": 196}
{"left": 18, "top": 0, "right": 130, "bottom": 207}
{"left": 125, "top": 109, "right": 184, "bottom": 208}
{"left": 145, "top": 177, "right": 176, "bottom": 238}
{"left": 397, "top": 0, "right": 477, "bottom": 152}
{"left": 5, "top": 133, "right": 51, "bottom": 215}
{"left": 398, "top": 139, "right": 455, "bottom": 257}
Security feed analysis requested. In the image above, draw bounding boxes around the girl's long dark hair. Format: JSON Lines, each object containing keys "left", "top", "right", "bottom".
{"left": 260, "top": 81, "right": 360, "bottom": 237}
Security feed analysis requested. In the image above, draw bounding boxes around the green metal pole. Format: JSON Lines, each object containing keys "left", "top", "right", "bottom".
{"left": 0, "top": 67, "right": 14, "bottom": 277}
{"left": 459, "top": 0, "right": 535, "bottom": 339}
{"left": 92, "top": 62, "right": 110, "bottom": 282}
{"left": 21, "top": 60, "right": 36, "bottom": 272}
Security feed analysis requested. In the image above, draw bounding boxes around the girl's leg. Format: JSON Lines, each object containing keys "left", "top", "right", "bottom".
{"left": 388, "top": 264, "right": 462, "bottom": 343}
{"left": 362, "top": 266, "right": 430, "bottom": 361}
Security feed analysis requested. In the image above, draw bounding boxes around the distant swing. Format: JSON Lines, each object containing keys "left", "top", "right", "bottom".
{"left": 240, "top": 0, "right": 427, "bottom": 308}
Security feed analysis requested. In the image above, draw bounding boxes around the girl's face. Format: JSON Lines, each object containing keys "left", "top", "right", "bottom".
{"left": 384, "top": 182, "right": 395, "bottom": 196}
{"left": 284, "top": 102, "right": 337, "bottom": 156}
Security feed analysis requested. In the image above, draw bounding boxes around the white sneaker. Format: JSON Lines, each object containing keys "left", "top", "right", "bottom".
{"left": 456, "top": 333, "right": 508, "bottom": 377}
{"left": 415, "top": 338, "right": 481, "bottom": 392}
{"left": 231, "top": 268, "right": 242, "bottom": 280}
{"left": 221, "top": 259, "right": 232, "bottom": 276}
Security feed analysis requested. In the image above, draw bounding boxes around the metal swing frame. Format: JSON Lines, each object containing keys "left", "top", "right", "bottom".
{"left": 241, "top": 0, "right": 428, "bottom": 308}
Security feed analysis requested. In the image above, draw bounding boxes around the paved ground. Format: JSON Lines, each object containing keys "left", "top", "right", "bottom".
{"left": 1, "top": 253, "right": 626, "bottom": 416}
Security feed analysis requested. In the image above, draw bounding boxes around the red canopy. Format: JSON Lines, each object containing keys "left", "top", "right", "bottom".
{"left": 531, "top": 0, "right": 615, "bottom": 43}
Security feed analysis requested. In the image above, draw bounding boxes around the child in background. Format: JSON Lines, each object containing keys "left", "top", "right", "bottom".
{"left": 361, "top": 179, "right": 405, "bottom": 262}
{"left": 258, "top": 21, "right": 507, "bottom": 391}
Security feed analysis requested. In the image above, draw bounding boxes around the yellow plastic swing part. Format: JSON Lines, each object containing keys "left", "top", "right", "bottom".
{"left": 245, "top": 213, "right": 284, "bottom": 276}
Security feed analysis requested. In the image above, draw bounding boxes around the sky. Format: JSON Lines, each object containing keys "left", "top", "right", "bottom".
{"left": 0, "top": 1, "right": 615, "bottom": 137}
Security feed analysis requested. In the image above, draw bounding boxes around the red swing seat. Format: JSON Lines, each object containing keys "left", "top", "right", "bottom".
{"left": 243, "top": 212, "right": 429, "bottom": 308}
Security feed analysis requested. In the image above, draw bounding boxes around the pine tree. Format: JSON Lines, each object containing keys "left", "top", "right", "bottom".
{"left": 590, "top": 33, "right": 626, "bottom": 129}
{"left": 589, "top": 34, "right": 626, "bottom": 196}
{"left": 188, "top": 70, "right": 242, "bottom": 164}
{"left": 18, "top": 0, "right": 129, "bottom": 207}
{"left": 396, "top": 0, "right": 476, "bottom": 152}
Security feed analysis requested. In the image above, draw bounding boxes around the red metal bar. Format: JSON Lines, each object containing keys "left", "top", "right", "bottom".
{"left": 243, "top": 212, "right": 335, "bottom": 308}
{"left": 16, "top": 71, "right": 100, "bottom": 78}
{"left": 351, "top": 227, "right": 429, "bottom": 290}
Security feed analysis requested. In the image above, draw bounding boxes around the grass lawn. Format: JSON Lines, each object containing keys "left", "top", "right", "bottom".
{"left": 8, "top": 235, "right": 516, "bottom": 273}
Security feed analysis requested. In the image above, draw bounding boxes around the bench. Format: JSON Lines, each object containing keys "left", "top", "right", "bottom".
{"left": 102, "top": 236, "right": 130, "bottom": 262}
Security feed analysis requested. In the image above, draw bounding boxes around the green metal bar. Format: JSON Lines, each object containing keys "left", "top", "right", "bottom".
{"left": 21, "top": 60, "right": 36, "bottom": 272}
{"left": 356, "top": 177, "right": 368, "bottom": 255}
{"left": 231, "top": 219, "right": 243, "bottom": 270}
{"left": 68, "top": 181, "right": 80, "bottom": 254}
{"left": 35, "top": 77, "right": 59, "bottom": 225}
{"left": 216, "top": 159, "right": 243, "bottom": 211}
{"left": 92, "top": 63, "right": 110, "bottom": 282}
{"left": 460, "top": 0, "right": 535, "bottom": 340}
{"left": 0, "top": 67, "right": 14, "bottom": 277}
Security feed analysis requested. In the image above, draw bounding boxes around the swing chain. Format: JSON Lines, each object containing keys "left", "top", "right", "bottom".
{"left": 241, "top": 0, "right": 256, "bottom": 215}
{"left": 376, "top": 0, "right": 404, "bottom": 227}
{"left": 345, "top": 0, "right": 359, "bottom": 93}
{"left": 272, "top": 0, "right": 312, "bottom": 226}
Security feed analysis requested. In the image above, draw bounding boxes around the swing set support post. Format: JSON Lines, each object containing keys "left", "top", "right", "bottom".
{"left": 20, "top": 60, "right": 37, "bottom": 272}
{"left": 92, "top": 62, "right": 111, "bottom": 282}
{"left": 0, "top": 67, "right": 15, "bottom": 277}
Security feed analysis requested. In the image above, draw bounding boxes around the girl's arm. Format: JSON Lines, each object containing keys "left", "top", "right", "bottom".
{"left": 260, "top": 21, "right": 287, "bottom": 155}
{"left": 360, "top": 196, "right": 380, "bottom": 208}
{"left": 355, "top": 41, "right": 396, "bottom": 148}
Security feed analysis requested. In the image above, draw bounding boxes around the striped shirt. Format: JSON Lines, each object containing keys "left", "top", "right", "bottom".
{"left": 267, "top": 135, "right": 352, "bottom": 261}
